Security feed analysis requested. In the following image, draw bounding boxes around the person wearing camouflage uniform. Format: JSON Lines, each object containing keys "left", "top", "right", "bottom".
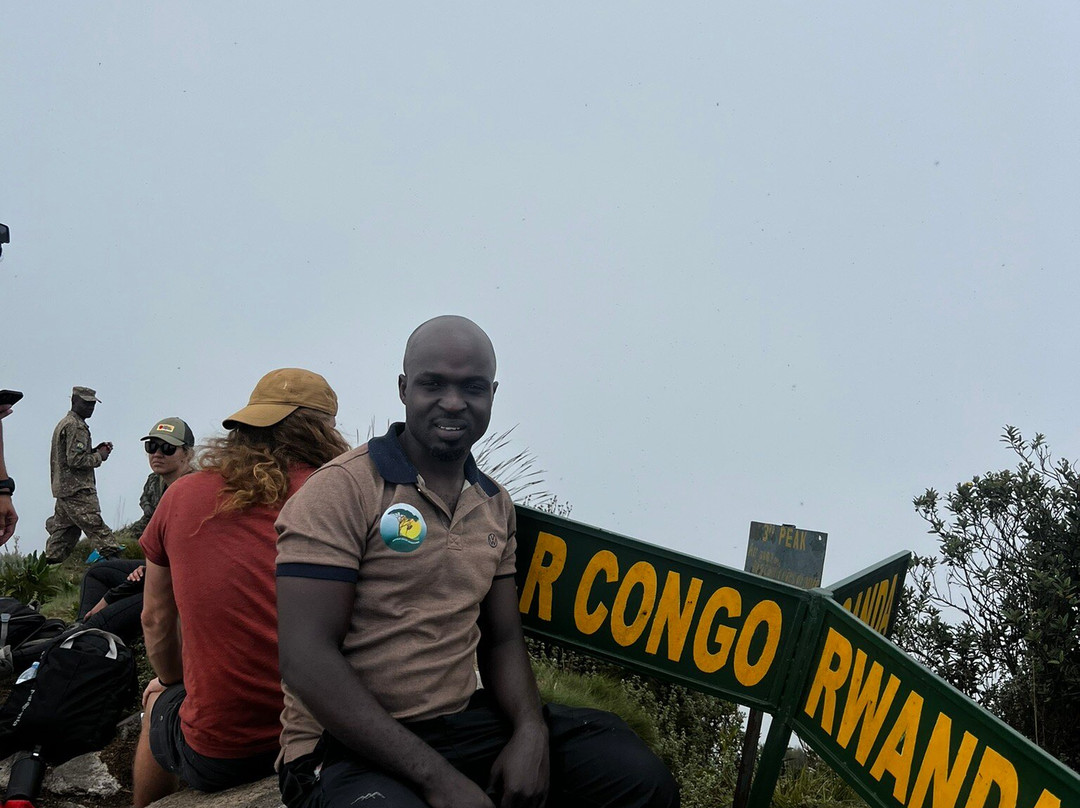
{"left": 45, "top": 386, "right": 120, "bottom": 563}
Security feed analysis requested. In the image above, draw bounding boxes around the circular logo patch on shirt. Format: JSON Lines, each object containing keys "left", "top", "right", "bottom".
{"left": 380, "top": 503, "right": 427, "bottom": 553}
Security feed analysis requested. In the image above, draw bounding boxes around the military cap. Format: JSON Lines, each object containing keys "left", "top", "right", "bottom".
{"left": 72, "top": 386, "right": 100, "bottom": 402}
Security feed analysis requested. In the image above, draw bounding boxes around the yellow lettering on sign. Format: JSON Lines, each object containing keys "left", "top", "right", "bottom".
{"left": 857, "top": 587, "right": 877, "bottom": 626}
{"left": 610, "top": 561, "right": 657, "bottom": 647}
{"left": 1031, "top": 790, "right": 1062, "bottom": 808}
{"left": 803, "top": 627, "right": 853, "bottom": 735}
{"left": 692, "top": 587, "right": 741, "bottom": 674}
{"left": 879, "top": 574, "right": 898, "bottom": 633}
{"left": 963, "top": 746, "right": 1018, "bottom": 808}
{"left": 645, "top": 572, "right": 703, "bottom": 662}
{"left": 869, "top": 690, "right": 924, "bottom": 802}
{"left": 518, "top": 532, "right": 567, "bottom": 621}
{"left": 574, "top": 551, "right": 618, "bottom": 635}
{"left": 733, "top": 599, "right": 782, "bottom": 686}
{"left": 841, "top": 574, "right": 900, "bottom": 634}
{"left": 907, "top": 713, "right": 977, "bottom": 808}
{"left": 836, "top": 649, "right": 900, "bottom": 765}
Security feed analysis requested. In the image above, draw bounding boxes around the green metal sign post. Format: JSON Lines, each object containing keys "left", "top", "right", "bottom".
{"left": 513, "top": 506, "right": 1080, "bottom": 808}
{"left": 737, "top": 521, "right": 828, "bottom": 808}
{"left": 515, "top": 507, "right": 811, "bottom": 711}
{"left": 784, "top": 597, "right": 1080, "bottom": 808}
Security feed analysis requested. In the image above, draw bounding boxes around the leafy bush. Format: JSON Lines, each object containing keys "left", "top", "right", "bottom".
{"left": 528, "top": 639, "right": 743, "bottom": 808}
{"left": 770, "top": 754, "right": 866, "bottom": 808}
{"left": 0, "top": 543, "right": 66, "bottom": 603}
{"left": 899, "top": 426, "right": 1080, "bottom": 767}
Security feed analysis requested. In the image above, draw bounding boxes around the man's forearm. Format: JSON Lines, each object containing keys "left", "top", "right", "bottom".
{"left": 478, "top": 634, "right": 546, "bottom": 732}
{"left": 0, "top": 417, "right": 8, "bottom": 478}
{"left": 65, "top": 430, "right": 102, "bottom": 469}
{"left": 143, "top": 613, "right": 183, "bottom": 683}
{"left": 284, "top": 642, "right": 464, "bottom": 794}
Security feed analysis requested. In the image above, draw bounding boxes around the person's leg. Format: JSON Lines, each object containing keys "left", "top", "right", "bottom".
{"left": 78, "top": 560, "right": 137, "bottom": 619}
{"left": 307, "top": 760, "right": 432, "bottom": 808}
{"left": 67, "top": 491, "right": 118, "bottom": 553}
{"left": 546, "top": 704, "right": 679, "bottom": 808}
{"left": 82, "top": 591, "right": 144, "bottom": 643}
{"left": 44, "top": 499, "right": 80, "bottom": 563}
{"left": 291, "top": 702, "right": 512, "bottom": 808}
{"left": 134, "top": 679, "right": 181, "bottom": 808}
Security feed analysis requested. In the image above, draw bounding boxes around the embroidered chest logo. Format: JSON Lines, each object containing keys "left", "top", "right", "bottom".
{"left": 488, "top": 533, "right": 498, "bottom": 548}
{"left": 379, "top": 504, "right": 427, "bottom": 553}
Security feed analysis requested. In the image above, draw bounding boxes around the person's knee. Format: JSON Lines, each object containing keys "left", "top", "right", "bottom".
{"left": 634, "top": 754, "right": 680, "bottom": 808}
{"left": 142, "top": 678, "right": 168, "bottom": 717}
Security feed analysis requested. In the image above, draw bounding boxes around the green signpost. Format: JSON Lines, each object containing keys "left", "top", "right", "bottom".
{"left": 744, "top": 521, "right": 828, "bottom": 590}
{"left": 513, "top": 506, "right": 1080, "bottom": 808}
{"left": 826, "top": 550, "right": 910, "bottom": 639}
{"left": 788, "top": 597, "right": 1080, "bottom": 808}
{"left": 515, "top": 507, "right": 811, "bottom": 711}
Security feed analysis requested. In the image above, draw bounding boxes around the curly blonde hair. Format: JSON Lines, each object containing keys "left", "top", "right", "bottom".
{"left": 199, "top": 407, "right": 350, "bottom": 514}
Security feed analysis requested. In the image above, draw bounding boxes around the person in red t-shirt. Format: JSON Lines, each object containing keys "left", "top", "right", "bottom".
{"left": 133, "top": 368, "right": 350, "bottom": 808}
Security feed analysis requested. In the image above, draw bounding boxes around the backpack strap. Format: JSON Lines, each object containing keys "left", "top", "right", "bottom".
{"left": 13, "top": 618, "right": 67, "bottom": 649}
{"left": 59, "top": 628, "right": 121, "bottom": 660}
{"left": 1, "top": 613, "right": 9, "bottom": 649}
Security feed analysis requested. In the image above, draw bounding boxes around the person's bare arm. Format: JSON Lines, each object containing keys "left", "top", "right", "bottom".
{"left": 0, "top": 408, "right": 15, "bottom": 544}
{"left": 476, "top": 576, "right": 550, "bottom": 808}
{"left": 141, "top": 561, "right": 183, "bottom": 684}
{"left": 278, "top": 576, "right": 495, "bottom": 808}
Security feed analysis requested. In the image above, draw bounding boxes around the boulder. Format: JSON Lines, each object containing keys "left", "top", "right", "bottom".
{"left": 150, "top": 777, "right": 282, "bottom": 808}
{"left": 44, "top": 753, "right": 122, "bottom": 797}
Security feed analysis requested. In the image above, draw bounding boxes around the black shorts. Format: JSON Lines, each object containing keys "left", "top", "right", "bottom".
{"left": 149, "top": 684, "right": 277, "bottom": 793}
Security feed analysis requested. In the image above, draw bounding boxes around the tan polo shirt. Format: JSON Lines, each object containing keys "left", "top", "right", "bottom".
{"left": 275, "top": 424, "right": 516, "bottom": 762}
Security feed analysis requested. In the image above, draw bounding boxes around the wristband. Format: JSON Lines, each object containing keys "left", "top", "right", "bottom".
{"left": 0, "top": 477, "right": 13, "bottom": 496}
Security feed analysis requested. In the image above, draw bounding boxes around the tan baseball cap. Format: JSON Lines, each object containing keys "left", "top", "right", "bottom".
{"left": 72, "top": 386, "right": 100, "bottom": 402}
{"left": 223, "top": 368, "right": 338, "bottom": 429}
{"left": 142, "top": 417, "right": 195, "bottom": 447}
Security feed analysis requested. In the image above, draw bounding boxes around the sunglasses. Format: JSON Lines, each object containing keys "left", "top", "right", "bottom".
{"left": 144, "top": 440, "right": 179, "bottom": 456}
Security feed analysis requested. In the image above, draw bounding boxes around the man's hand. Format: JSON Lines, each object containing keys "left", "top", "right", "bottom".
{"left": 0, "top": 496, "right": 16, "bottom": 545}
{"left": 128, "top": 565, "right": 146, "bottom": 582}
{"left": 424, "top": 769, "right": 496, "bottom": 808}
{"left": 96, "top": 442, "right": 113, "bottom": 460}
{"left": 487, "top": 722, "right": 549, "bottom": 808}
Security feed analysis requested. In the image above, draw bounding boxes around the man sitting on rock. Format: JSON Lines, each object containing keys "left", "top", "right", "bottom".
{"left": 275, "top": 316, "right": 679, "bottom": 808}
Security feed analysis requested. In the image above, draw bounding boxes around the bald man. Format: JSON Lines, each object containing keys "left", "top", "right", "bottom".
{"left": 275, "top": 316, "right": 678, "bottom": 808}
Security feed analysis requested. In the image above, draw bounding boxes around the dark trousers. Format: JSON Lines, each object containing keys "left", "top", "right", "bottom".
{"left": 77, "top": 559, "right": 144, "bottom": 644}
{"left": 280, "top": 694, "right": 679, "bottom": 808}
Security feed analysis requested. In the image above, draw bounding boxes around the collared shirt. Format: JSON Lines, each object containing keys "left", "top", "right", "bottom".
{"left": 275, "top": 424, "right": 516, "bottom": 760}
{"left": 50, "top": 411, "right": 102, "bottom": 498}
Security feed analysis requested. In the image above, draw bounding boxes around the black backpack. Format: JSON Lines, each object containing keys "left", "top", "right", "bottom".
{"left": 0, "top": 627, "right": 138, "bottom": 764}
{"left": 0, "top": 597, "right": 67, "bottom": 679}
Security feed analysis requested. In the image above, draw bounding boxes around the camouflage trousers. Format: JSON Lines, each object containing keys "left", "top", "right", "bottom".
{"left": 45, "top": 490, "right": 116, "bottom": 563}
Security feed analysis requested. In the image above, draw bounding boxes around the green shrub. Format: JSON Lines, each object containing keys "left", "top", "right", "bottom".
{"left": 527, "top": 639, "right": 743, "bottom": 807}
{"left": 771, "top": 754, "right": 867, "bottom": 808}
{"left": 0, "top": 544, "right": 67, "bottom": 603}
{"left": 901, "top": 427, "right": 1080, "bottom": 768}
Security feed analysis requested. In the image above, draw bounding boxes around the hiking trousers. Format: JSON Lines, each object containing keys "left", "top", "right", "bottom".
{"left": 280, "top": 693, "right": 679, "bottom": 808}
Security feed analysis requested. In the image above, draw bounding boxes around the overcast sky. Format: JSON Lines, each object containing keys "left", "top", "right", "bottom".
{"left": 3, "top": 3, "right": 1078, "bottom": 584}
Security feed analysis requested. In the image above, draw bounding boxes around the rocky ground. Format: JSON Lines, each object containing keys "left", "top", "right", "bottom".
{"left": 0, "top": 713, "right": 281, "bottom": 807}
{"left": 0, "top": 713, "right": 139, "bottom": 808}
